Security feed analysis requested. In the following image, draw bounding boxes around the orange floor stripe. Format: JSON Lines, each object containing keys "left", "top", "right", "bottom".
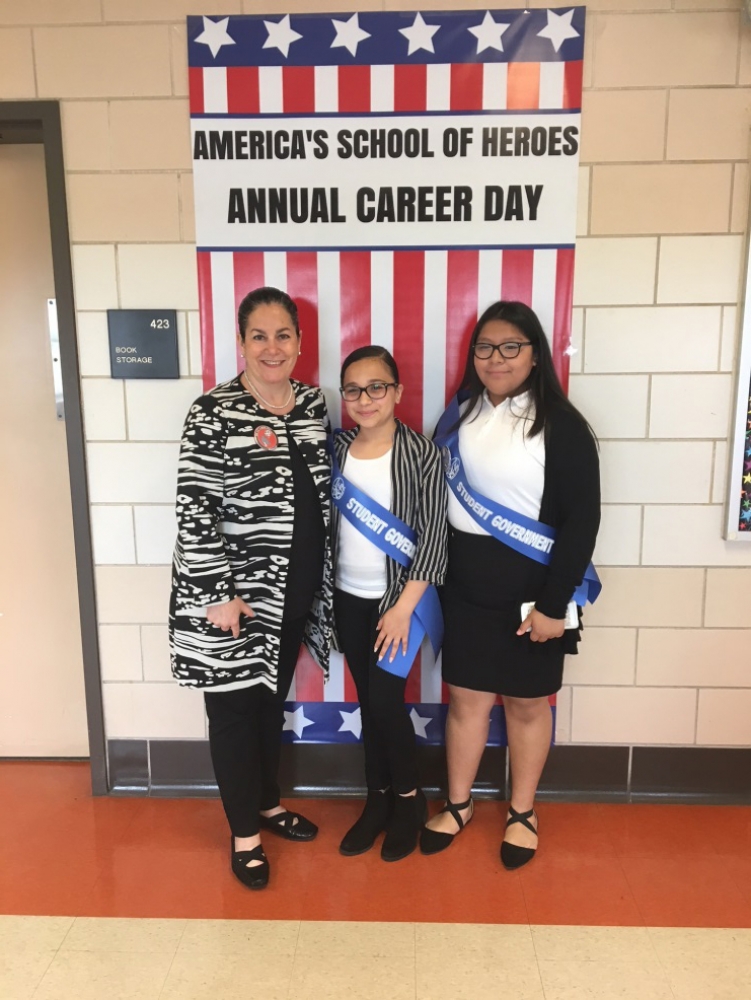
{"left": 2, "top": 762, "right": 751, "bottom": 926}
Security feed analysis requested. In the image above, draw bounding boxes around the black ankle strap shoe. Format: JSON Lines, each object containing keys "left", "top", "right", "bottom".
{"left": 231, "top": 838, "right": 269, "bottom": 890}
{"left": 259, "top": 809, "right": 318, "bottom": 841}
{"left": 500, "top": 806, "right": 538, "bottom": 871}
{"left": 419, "top": 797, "right": 473, "bottom": 856}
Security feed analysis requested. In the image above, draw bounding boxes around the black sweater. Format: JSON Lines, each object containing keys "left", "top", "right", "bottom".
{"left": 534, "top": 404, "right": 601, "bottom": 620}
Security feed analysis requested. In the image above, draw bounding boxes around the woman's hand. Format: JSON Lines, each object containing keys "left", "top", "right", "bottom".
{"left": 517, "top": 607, "right": 565, "bottom": 643}
{"left": 207, "top": 597, "right": 255, "bottom": 639}
{"left": 375, "top": 604, "right": 413, "bottom": 663}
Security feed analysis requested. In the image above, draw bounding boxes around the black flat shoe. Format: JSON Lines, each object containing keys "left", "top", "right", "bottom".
{"left": 381, "top": 789, "right": 428, "bottom": 862}
{"left": 259, "top": 809, "right": 318, "bottom": 841}
{"left": 419, "top": 797, "right": 473, "bottom": 855}
{"left": 340, "top": 789, "right": 393, "bottom": 857}
{"left": 500, "top": 806, "right": 538, "bottom": 871}
{"left": 230, "top": 838, "right": 269, "bottom": 890}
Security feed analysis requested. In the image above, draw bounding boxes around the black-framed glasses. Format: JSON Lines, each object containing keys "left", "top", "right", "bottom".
{"left": 473, "top": 341, "right": 533, "bottom": 360}
{"left": 339, "top": 381, "right": 398, "bottom": 402}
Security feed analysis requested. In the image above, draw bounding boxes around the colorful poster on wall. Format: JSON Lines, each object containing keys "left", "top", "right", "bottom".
{"left": 187, "top": 7, "right": 585, "bottom": 744}
{"left": 727, "top": 227, "right": 751, "bottom": 539}
{"left": 732, "top": 372, "right": 751, "bottom": 533}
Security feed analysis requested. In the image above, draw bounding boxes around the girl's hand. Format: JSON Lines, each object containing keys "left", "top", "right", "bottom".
{"left": 375, "top": 605, "right": 413, "bottom": 663}
{"left": 207, "top": 597, "right": 255, "bottom": 639}
{"left": 517, "top": 607, "right": 565, "bottom": 643}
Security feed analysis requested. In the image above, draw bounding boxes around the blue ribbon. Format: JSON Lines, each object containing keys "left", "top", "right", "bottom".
{"left": 331, "top": 446, "right": 444, "bottom": 678}
{"left": 434, "top": 395, "right": 601, "bottom": 607}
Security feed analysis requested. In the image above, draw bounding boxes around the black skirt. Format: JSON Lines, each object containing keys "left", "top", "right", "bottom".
{"left": 440, "top": 528, "right": 579, "bottom": 698}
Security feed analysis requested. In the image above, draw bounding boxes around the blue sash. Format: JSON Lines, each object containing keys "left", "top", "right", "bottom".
{"left": 331, "top": 448, "right": 443, "bottom": 678}
{"left": 434, "top": 395, "right": 601, "bottom": 607}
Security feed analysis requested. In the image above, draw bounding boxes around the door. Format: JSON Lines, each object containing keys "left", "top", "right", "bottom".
{"left": 0, "top": 142, "right": 89, "bottom": 756}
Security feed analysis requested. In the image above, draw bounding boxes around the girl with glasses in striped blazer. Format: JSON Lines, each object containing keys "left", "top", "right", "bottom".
{"left": 331, "top": 345, "right": 448, "bottom": 863}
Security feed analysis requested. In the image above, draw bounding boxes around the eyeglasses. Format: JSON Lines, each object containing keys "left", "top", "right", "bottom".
{"left": 473, "top": 341, "right": 533, "bottom": 360}
{"left": 339, "top": 381, "right": 398, "bottom": 402}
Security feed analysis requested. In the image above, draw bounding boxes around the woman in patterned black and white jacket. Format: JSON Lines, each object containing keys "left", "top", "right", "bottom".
{"left": 169, "top": 286, "right": 332, "bottom": 891}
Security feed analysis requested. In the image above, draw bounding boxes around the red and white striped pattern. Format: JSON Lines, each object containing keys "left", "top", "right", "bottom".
{"left": 198, "top": 246, "right": 575, "bottom": 413}
{"left": 190, "top": 61, "right": 583, "bottom": 115}
{"left": 197, "top": 246, "right": 574, "bottom": 706}
{"left": 287, "top": 626, "right": 445, "bottom": 704}
{"left": 193, "top": 34, "right": 580, "bottom": 711}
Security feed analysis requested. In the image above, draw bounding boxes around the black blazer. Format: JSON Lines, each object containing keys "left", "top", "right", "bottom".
{"left": 534, "top": 404, "right": 601, "bottom": 620}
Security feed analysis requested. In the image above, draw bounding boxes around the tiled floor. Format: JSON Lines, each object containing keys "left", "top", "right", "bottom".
{"left": 4, "top": 916, "right": 751, "bottom": 1000}
{"left": 3, "top": 762, "right": 751, "bottom": 998}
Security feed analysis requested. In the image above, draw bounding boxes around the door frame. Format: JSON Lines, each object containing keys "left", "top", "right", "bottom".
{"left": 0, "top": 101, "right": 106, "bottom": 794}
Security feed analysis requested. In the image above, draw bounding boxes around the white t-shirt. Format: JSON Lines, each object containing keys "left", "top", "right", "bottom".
{"left": 447, "top": 392, "right": 545, "bottom": 535}
{"left": 336, "top": 449, "right": 392, "bottom": 599}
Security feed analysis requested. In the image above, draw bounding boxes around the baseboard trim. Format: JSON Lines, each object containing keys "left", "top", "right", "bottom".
{"left": 106, "top": 740, "right": 751, "bottom": 804}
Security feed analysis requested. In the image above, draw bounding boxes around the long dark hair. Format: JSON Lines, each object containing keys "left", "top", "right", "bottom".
{"left": 340, "top": 344, "right": 400, "bottom": 385}
{"left": 237, "top": 286, "right": 300, "bottom": 341}
{"left": 458, "top": 300, "right": 591, "bottom": 439}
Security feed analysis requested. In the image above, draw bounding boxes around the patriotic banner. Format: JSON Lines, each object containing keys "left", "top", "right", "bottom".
{"left": 187, "top": 8, "right": 584, "bottom": 744}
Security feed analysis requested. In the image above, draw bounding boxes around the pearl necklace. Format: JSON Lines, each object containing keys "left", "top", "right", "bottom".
{"left": 242, "top": 371, "right": 294, "bottom": 411}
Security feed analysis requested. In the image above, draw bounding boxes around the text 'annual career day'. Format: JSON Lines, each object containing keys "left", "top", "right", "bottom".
{"left": 193, "top": 124, "right": 579, "bottom": 226}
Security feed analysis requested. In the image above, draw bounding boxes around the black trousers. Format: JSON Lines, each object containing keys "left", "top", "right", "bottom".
{"left": 334, "top": 589, "right": 418, "bottom": 795}
{"left": 204, "top": 614, "right": 307, "bottom": 838}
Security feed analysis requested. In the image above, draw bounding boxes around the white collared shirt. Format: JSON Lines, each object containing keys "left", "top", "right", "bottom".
{"left": 447, "top": 391, "right": 545, "bottom": 535}
{"left": 336, "top": 449, "right": 392, "bottom": 598}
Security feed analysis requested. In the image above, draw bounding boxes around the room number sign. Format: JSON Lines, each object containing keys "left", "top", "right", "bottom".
{"left": 107, "top": 309, "right": 180, "bottom": 379}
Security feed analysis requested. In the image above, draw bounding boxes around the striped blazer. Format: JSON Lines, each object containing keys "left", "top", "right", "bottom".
{"left": 169, "top": 376, "right": 332, "bottom": 692}
{"left": 331, "top": 419, "right": 448, "bottom": 633}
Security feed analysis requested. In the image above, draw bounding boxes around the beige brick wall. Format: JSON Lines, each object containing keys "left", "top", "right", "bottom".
{"left": 2, "top": 0, "right": 750, "bottom": 747}
{"left": 567, "top": 3, "right": 751, "bottom": 750}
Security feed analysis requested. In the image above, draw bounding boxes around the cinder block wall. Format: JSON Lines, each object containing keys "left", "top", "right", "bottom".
{"left": 1, "top": 0, "right": 750, "bottom": 751}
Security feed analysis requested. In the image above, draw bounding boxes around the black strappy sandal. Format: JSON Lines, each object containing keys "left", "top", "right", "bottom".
{"left": 230, "top": 838, "right": 269, "bottom": 890}
{"left": 419, "top": 797, "right": 473, "bottom": 855}
{"left": 259, "top": 809, "right": 318, "bottom": 841}
{"left": 500, "top": 806, "right": 538, "bottom": 870}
